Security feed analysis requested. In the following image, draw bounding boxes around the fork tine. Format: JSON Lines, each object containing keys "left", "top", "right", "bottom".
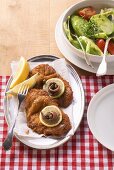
{"left": 21, "top": 84, "right": 26, "bottom": 95}
{"left": 25, "top": 85, "right": 29, "bottom": 95}
{"left": 18, "top": 84, "right": 29, "bottom": 95}
{"left": 18, "top": 84, "right": 25, "bottom": 94}
{"left": 22, "top": 84, "right": 29, "bottom": 95}
{"left": 18, "top": 84, "right": 23, "bottom": 94}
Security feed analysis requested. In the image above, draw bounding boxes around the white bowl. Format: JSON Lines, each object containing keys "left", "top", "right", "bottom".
{"left": 61, "top": 0, "right": 114, "bottom": 63}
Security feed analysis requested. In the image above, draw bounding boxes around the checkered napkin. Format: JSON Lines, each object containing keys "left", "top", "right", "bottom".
{"left": 0, "top": 75, "right": 114, "bottom": 170}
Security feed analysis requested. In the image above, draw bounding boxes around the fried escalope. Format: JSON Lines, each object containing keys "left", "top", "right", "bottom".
{"left": 29, "top": 64, "right": 73, "bottom": 108}
{"left": 25, "top": 89, "right": 71, "bottom": 137}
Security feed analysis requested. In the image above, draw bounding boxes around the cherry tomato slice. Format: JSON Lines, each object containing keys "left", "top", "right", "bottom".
{"left": 78, "top": 6, "right": 96, "bottom": 20}
{"left": 107, "top": 40, "right": 114, "bottom": 55}
{"left": 96, "top": 39, "right": 105, "bottom": 52}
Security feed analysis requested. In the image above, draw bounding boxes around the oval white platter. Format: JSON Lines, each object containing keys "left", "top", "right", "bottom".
{"left": 4, "top": 55, "right": 85, "bottom": 149}
{"left": 87, "top": 83, "right": 114, "bottom": 151}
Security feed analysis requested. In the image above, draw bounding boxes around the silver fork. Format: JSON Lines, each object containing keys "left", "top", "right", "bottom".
{"left": 17, "top": 84, "right": 29, "bottom": 109}
{"left": 3, "top": 84, "right": 29, "bottom": 151}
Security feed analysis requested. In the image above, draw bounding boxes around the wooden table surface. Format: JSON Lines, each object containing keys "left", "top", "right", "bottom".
{"left": 0, "top": 0, "right": 94, "bottom": 76}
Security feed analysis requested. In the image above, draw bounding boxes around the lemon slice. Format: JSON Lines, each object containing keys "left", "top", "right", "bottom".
{"left": 43, "top": 78, "right": 65, "bottom": 98}
{"left": 39, "top": 105, "right": 62, "bottom": 127}
{"left": 6, "top": 73, "right": 38, "bottom": 95}
{"left": 10, "top": 57, "right": 30, "bottom": 89}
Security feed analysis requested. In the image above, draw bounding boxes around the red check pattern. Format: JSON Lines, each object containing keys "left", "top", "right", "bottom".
{"left": 0, "top": 75, "right": 114, "bottom": 170}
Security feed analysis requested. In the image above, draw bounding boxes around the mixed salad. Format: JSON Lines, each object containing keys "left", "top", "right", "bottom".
{"left": 63, "top": 7, "right": 114, "bottom": 56}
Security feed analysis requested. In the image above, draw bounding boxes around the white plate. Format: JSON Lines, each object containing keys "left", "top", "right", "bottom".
{"left": 4, "top": 55, "right": 85, "bottom": 149}
{"left": 87, "top": 83, "right": 114, "bottom": 151}
{"left": 55, "top": 14, "right": 114, "bottom": 75}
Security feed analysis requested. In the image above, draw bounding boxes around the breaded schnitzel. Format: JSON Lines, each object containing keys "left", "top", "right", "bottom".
{"left": 25, "top": 89, "right": 71, "bottom": 137}
{"left": 29, "top": 64, "right": 73, "bottom": 108}
{"left": 30, "top": 64, "right": 58, "bottom": 88}
{"left": 57, "top": 76, "right": 73, "bottom": 108}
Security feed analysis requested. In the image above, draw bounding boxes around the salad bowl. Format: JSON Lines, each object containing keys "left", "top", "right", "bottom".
{"left": 61, "top": 0, "right": 114, "bottom": 63}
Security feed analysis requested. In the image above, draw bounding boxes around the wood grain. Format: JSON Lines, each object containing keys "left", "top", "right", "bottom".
{"left": 0, "top": 0, "right": 94, "bottom": 75}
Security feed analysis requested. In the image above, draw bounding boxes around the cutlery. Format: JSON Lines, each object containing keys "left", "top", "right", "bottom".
{"left": 3, "top": 84, "right": 29, "bottom": 151}
{"left": 96, "top": 37, "right": 113, "bottom": 76}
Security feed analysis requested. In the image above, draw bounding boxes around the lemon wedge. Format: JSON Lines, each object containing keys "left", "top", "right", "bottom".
{"left": 10, "top": 57, "right": 30, "bottom": 89}
{"left": 6, "top": 73, "right": 38, "bottom": 95}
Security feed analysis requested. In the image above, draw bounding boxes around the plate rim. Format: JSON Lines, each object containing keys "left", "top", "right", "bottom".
{"left": 4, "top": 55, "right": 85, "bottom": 149}
{"left": 87, "top": 83, "right": 114, "bottom": 151}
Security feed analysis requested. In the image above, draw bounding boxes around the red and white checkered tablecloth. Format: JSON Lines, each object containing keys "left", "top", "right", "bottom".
{"left": 0, "top": 75, "right": 114, "bottom": 170}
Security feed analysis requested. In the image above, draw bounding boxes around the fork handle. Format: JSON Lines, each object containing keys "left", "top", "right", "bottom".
{"left": 3, "top": 122, "right": 16, "bottom": 151}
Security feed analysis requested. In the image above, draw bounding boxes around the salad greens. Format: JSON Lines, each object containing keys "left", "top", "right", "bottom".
{"left": 90, "top": 13, "right": 114, "bottom": 35}
{"left": 70, "top": 15, "right": 98, "bottom": 38}
{"left": 79, "top": 36, "right": 103, "bottom": 56}
{"left": 63, "top": 7, "right": 114, "bottom": 56}
{"left": 63, "top": 19, "right": 81, "bottom": 49}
